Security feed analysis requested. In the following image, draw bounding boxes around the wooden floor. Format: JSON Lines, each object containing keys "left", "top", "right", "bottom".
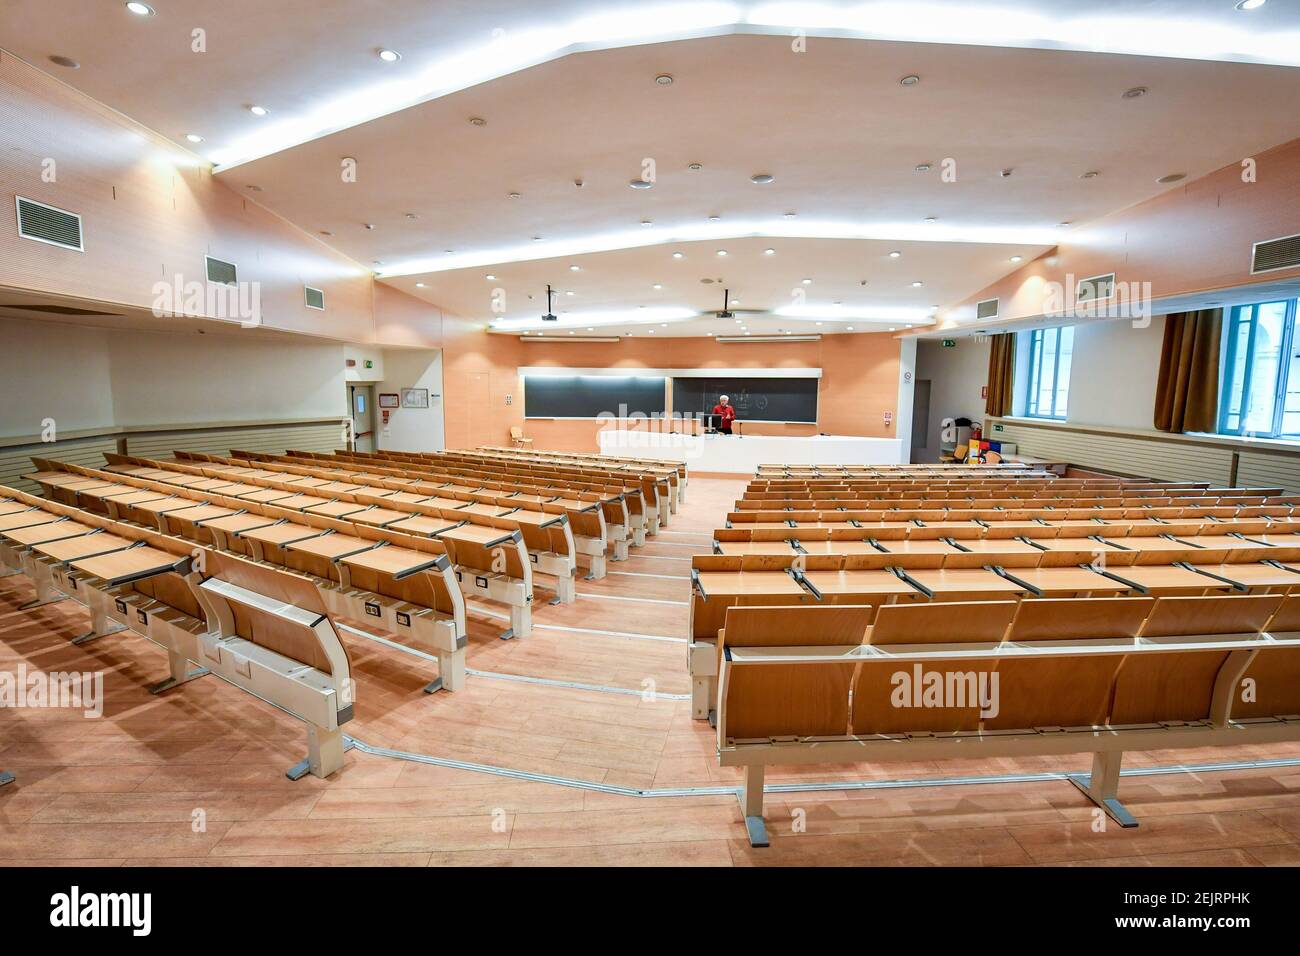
{"left": 2, "top": 476, "right": 1300, "bottom": 866}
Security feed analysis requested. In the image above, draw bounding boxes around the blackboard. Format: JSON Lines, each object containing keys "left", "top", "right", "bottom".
{"left": 524, "top": 375, "right": 666, "bottom": 418}
{"left": 672, "top": 377, "right": 819, "bottom": 423}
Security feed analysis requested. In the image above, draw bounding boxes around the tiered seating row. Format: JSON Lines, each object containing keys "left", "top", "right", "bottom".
{"left": 250, "top": 447, "right": 633, "bottom": 572}
{"left": 0, "top": 486, "right": 355, "bottom": 778}
{"left": 384, "top": 445, "right": 683, "bottom": 520}
{"left": 27, "top": 458, "right": 475, "bottom": 687}
{"left": 697, "top": 468, "right": 1300, "bottom": 846}
{"left": 719, "top": 597, "right": 1300, "bottom": 845}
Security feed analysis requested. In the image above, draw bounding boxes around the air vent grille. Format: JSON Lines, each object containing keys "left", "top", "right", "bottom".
{"left": 304, "top": 286, "right": 325, "bottom": 310}
{"left": 976, "top": 298, "right": 999, "bottom": 320}
{"left": 15, "top": 197, "right": 83, "bottom": 251}
{"left": 205, "top": 256, "right": 237, "bottom": 285}
{"left": 1252, "top": 234, "right": 1300, "bottom": 274}
{"left": 1076, "top": 272, "right": 1115, "bottom": 303}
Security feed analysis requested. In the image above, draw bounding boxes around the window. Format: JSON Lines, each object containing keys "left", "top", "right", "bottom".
{"left": 1218, "top": 299, "right": 1300, "bottom": 439}
{"left": 1022, "top": 326, "right": 1074, "bottom": 419}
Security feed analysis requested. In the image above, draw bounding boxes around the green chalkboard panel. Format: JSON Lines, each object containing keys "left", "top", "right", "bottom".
{"left": 523, "top": 375, "right": 666, "bottom": 418}
{"left": 672, "top": 377, "right": 818, "bottom": 423}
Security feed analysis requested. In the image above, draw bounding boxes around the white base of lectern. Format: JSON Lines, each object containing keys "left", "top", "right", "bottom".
{"left": 597, "top": 431, "right": 905, "bottom": 473}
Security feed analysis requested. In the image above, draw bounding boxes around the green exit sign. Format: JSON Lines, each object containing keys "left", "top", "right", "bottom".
{"left": 942, "top": 339, "right": 956, "bottom": 348}
{"left": 364, "top": 359, "right": 374, "bottom": 369}
{"left": 993, "top": 423, "right": 1004, "bottom": 433}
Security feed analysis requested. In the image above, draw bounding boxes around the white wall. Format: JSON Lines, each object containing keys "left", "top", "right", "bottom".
{"left": 376, "top": 348, "right": 445, "bottom": 452}
{"left": 1064, "top": 316, "right": 1166, "bottom": 430}
{"left": 0, "top": 316, "right": 347, "bottom": 441}
{"left": 912, "top": 337, "right": 990, "bottom": 461}
{"left": 0, "top": 317, "right": 116, "bottom": 439}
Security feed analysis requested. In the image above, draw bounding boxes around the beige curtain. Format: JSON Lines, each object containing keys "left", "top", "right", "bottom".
{"left": 984, "top": 333, "right": 1016, "bottom": 417}
{"left": 1153, "top": 309, "right": 1222, "bottom": 433}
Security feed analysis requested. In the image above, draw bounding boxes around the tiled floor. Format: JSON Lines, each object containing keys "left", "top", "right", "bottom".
{"left": 2, "top": 477, "right": 1299, "bottom": 866}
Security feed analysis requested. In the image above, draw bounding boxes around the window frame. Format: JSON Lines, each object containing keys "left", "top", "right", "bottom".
{"left": 1216, "top": 298, "right": 1299, "bottom": 440}
{"left": 1022, "top": 326, "right": 1073, "bottom": 420}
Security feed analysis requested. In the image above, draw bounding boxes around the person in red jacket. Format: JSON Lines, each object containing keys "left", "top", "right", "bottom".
{"left": 712, "top": 394, "right": 737, "bottom": 435}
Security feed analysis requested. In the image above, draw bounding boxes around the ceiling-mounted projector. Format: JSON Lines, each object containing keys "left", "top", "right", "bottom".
{"left": 541, "top": 284, "right": 558, "bottom": 320}
{"left": 715, "top": 287, "right": 734, "bottom": 319}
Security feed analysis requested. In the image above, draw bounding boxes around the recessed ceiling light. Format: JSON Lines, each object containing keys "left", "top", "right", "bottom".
{"left": 660, "top": 323, "right": 668, "bottom": 327}
{"left": 1236, "top": 0, "right": 1266, "bottom": 8}
{"left": 565, "top": 290, "right": 575, "bottom": 296}
{"left": 469, "top": 117, "right": 487, "bottom": 126}
{"left": 363, "top": 222, "right": 375, "bottom": 229}
{"left": 185, "top": 133, "right": 203, "bottom": 143}
{"left": 744, "top": 331, "right": 751, "bottom": 336}
{"left": 248, "top": 105, "right": 270, "bottom": 117}
{"left": 569, "top": 264, "right": 580, "bottom": 271}
{"left": 688, "top": 163, "right": 702, "bottom": 171}
{"left": 48, "top": 55, "right": 80, "bottom": 69}
{"left": 846, "top": 326, "right": 854, "bottom": 331}
{"left": 763, "top": 248, "right": 775, "bottom": 255}
{"left": 655, "top": 74, "right": 674, "bottom": 85}
{"left": 672, "top": 252, "right": 684, "bottom": 259}
{"left": 815, "top": 322, "right": 823, "bottom": 326}
{"left": 415, "top": 282, "right": 425, "bottom": 288}
{"left": 750, "top": 173, "right": 774, "bottom": 184}
{"left": 708, "top": 215, "right": 721, "bottom": 222}
{"left": 648, "top": 329, "right": 656, "bottom": 334}
{"left": 629, "top": 179, "right": 653, "bottom": 189}
{"left": 1080, "top": 170, "right": 1099, "bottom": 179}
{"left": 1157, "top": 172, "right": 1187, "bottom": 184}
{"left": 532, "top": 236, "right": 543, "bottom": 241}
{"left": 914, "top": 163, "right": 931, "bottom": 172}
{"left": 568, "top": 330, "right": 575, "bottom": 335}
{"left": 1122, "top": 86, "right": 1147, "bottom": 99}
{"left": 912, "top": 281, "right": 923, "bottom": 287}
{"left": 716, "top": 249, "right": 728, "bottom": 256}
{"left": 319, "top": 230, "right": 333, "bottom": 236}
{"left": 889, "top": 251, "right": 902, "bottom": 258}
{"left": 889, "top": 328, "right": 896, "bottom": 332}
{"left": 485, "top": 274, "right": 496, "bottom": 280}
{"left": 508, "top": 192, "right": 521, "bottom": 199}
{"left": 923, "top": 216, "right": 937, "bottom": 223}
{"left": 377, "top": 49, "right": 402, "bottom": 62}
{"left": 707, "top": 332, "right": 713, "bottom": 336}
{"left": 735, "top": 318, "right": 742, "bottom": 324}
{"left": 783, "top": 211, "right": 797, "bottom": 219}
{"left": 444, "top": 249, "right": 454, "bottom": 253}
{"left": 641, "top": 219, "right": 653, "bottom": 227}
{"left": 899, "top": 74, "right": 920, "bottom": 86}
{"left": 246, "top": 184, "right": 263, "bottom": 192}
{"left": 1010, "top": 255, "right": 1023, "bottom": 263}
{"left": 125, "top": 1, "right": 154, "bottom": 15}
{"left": 653, "top": 283, "right": 662, "bottom": 289}
{"left": 1057, "top": 221, "right": 1072, "bottom": 228}
{"left": 587, "top": 327, "right": 594, "bottom": 331}
{"left": 801, "top": 278, "right": 812, "bottom": 285}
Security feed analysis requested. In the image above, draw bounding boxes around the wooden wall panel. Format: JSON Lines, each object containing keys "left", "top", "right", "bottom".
{"left": 0, "top": 51, "right": 432, "bottom": 347}
{"left": 946, "top": 138, "right": 1300, "bottom": 327}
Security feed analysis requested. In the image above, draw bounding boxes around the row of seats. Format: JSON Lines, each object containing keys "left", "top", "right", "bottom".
{"left": 27, "top": 458, "right": 474, "bottom": 687}
{"left": 346, "top": 445, "right": 682, "bottom": 532}
{"left": 474, "top": 444, "right": 687, "bottom": 503}
{"left": 754, "top": 462, "right": 1038, "bottom": 478}
{"left": 0, "top": 486, "right": 355, "bottom": 779}
{"left": 718, "top": 596, "right": 1300, "bottom": 845}
{"left": 232, "top": 447, "right": 638, "bottom": 570}
{"left": 704, "top": 466, "right": 1300, "bottom": 845}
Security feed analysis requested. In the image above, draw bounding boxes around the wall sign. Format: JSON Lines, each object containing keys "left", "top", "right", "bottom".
{"left": 401, "top": 387, "right": 429, "bottom": 409}
{"left": 942, "top": 339, "right": 957, "bottom": 348}
{"left": 378, "top": 393, "right": 400, "bottom": 409}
